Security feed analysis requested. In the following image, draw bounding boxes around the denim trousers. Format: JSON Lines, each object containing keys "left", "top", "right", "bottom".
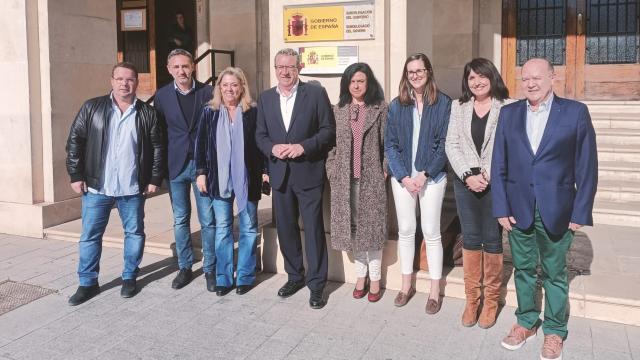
{"left": 168, "top": 160, "right": 216, "bottom": 273}
{"left": 77, "top": 192, "right": 145, "bottom": 286}
{"left": 453, "top": 178, "right": 503, "bottom": 253}
{"left": 212, "top": 198, "right": 258, "bottom": 287}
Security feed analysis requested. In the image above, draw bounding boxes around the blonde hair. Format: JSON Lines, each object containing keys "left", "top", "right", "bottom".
{"left": 209, "top": 67, "right": 253, "bottom": 112}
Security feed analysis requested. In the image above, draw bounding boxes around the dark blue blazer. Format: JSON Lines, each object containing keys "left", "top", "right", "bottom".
{"left": 384, "top": 91, "right": 452, "bottom": 181}
{"left": 255, "top": 81, "right": 336, "bottom": 190}
{"left": 154, "top": 81, "right": 213, "bottom": 180}
{"left": 194, "top": 106, "right": 263, "bottom": 201}
{"left": 491, "top": 96, "right": 598, "bottom": 235}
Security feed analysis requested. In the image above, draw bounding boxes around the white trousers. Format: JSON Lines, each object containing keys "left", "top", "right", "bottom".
{"left": 350, "top": 181, "right": 383, "bottom": 281}
{"left": 390, "top": 176, "right": 447, "bottom": 279}
{"left": 354, "top": 250, "right": 382, "bottom": 281}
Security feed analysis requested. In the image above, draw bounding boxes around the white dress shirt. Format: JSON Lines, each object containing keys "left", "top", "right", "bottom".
{"left": 526, "top": 93, "right": 554, "bottom": 154}
{"left": 276, "top": 81, "right": 299, "bottom": 131}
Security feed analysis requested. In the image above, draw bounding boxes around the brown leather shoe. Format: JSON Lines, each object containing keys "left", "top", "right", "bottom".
{"left": 501, "top": 323, "right": 538, "bottom": 350}
{"left": 461, "top": 249, "right": 483, "bottom": 326}
{"left": 425, "top": 296, "right": 441, "bottom": 314}
{"left": 393, "top": 287, "right": 415, "bottom": 307}
{"left": 540, "top": 334, "right": 563, "bottom": 360}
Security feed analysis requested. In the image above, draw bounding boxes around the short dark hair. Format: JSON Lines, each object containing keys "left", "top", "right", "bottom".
{"left": 167, "top": 48, "right": 194, "bottom": 64}
{"left": 338, "top": 62, "right": 385, "bottom": 107}
{"left": 459, "top": 58, "right": 509, "bottom": 104}
{"left": 112, "top": 61, "right": 139, "bottom": 79}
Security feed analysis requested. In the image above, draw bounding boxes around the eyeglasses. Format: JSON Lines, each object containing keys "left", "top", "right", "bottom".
{"left": 274, "top": 65, "right": 298, "bottom": 72}
{"left": 406, "top": 69, "right": 427, "bottom": 77}
{"left": 113, "top": 77, "right": 136, "bottom": 84}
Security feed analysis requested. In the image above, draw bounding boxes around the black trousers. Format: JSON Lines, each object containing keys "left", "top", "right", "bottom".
{"left": 273, "top": 176, "right": 328, "bottom": 291}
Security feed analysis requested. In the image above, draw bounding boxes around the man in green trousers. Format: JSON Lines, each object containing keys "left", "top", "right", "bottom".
{"left": 491, "top": 58, "right": 598, "bottom": 360}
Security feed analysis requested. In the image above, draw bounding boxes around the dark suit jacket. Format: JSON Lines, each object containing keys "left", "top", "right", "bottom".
{"left": 491, "top": 95, "right": 598, "bottom": 235}
{"left": 154, "top": 81, "right": 213, "bottom": 180}
{"left": 255, "top": 81, "right": 336, "bottom": 190}
{"left": 194, "top": 106, "right": 263, "bottom": 201}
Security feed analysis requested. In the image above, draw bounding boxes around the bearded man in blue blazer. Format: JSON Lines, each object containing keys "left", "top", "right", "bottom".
{"left": 154, "top": 49, "right": 215, "bottom": 291}
{"left": 492, "top": 58, "right": 597, "bottom": 360}
{"left": 255, "top": 48, "right": 336, "bottom": 309}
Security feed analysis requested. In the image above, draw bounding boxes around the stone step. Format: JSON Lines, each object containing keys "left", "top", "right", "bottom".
{"left": 596, "top": 129, "right": 640, "bottom": 145}
{"left": 593, "top": 199, "right": 640, "bottom": 228}
{"left": 598, "top": 144, "right": 640, "bottom": 162}
{"left": 596, "top": 179, "right": 640, "bottom": 202}
{"left": 598, "top": 160, "right": 640, "bottom": 181}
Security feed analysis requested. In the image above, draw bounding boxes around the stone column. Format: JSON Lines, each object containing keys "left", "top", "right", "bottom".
{"left": 0, "top": 0, "right": 117, "bottom": 237}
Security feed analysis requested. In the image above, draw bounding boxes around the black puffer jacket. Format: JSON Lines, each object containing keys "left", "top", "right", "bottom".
{"left": 65, "top": 94, "right": 165, "bottom": 191}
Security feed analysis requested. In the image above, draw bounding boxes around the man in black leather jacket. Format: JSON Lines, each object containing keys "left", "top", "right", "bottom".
{"left": 65, "top": 62, "right": 165, "bottom": 306}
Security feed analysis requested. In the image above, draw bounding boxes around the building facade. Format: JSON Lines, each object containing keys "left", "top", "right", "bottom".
{"left": 1, "top": 0, "right": 638, "bottom": 237}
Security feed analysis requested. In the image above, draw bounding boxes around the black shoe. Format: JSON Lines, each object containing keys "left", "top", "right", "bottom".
{"left": 309, "top": 289, "right": 326, "bottom": 309}
{"left": 215, "top": 285, "right": 232, "bottom": 297}
{"left": 171, "top": 268, "right": 193, "bottom": 289}
{"left": 68, "top": 284, "right": 101, "bottom": 306}
{"left": 236, "top": 284, "right": 253, "bottom": 295}
{"left": 121, "top": 279, "right": 137, "bottom": 298}
{"left": 205, "top": 272, "right": 216, "bottom": 292}
{"left": 277, "top": 280, "right": 305, "bottom": 298}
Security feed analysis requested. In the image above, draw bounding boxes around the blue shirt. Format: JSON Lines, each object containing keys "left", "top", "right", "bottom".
{"left": 89, "top": 93, "right": 139, "bottom": 196}
{"left": 526, "top": 93, "right": 554, "bottom": 154}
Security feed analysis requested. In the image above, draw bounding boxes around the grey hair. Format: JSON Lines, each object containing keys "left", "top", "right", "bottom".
{"left": 274, "top": 48, "right": 301, "bottom": 67}
{"left": 167, "top": 48, "right": 194, "bottom": 64}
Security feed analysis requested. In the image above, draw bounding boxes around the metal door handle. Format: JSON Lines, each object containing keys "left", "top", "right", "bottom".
{"left": 577, "top": 13, "right": 583, "bottom": 35}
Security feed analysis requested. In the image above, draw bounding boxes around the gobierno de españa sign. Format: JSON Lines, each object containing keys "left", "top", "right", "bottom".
{"left": 283, "top": 1, "right": 375, "bottom": 42}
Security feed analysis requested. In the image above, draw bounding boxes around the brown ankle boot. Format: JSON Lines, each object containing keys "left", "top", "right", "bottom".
{"left": 461, "top": 249, "right": 483, "bottom": 327}
{"left": 478, "top": 252, "right": 503, "bottom": 329}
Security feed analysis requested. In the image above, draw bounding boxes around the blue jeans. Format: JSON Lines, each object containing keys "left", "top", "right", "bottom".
{"left": 453, "top": 178, "right": 503, "bottom": 253}
{"left": 168, "top": 160, "right": 216, "bottom": 273}
{"left": 212, "top": 198, "right": 258, "bottom": 287}
{"left": 78, "top": 192, "right": 145, "bottom": 286}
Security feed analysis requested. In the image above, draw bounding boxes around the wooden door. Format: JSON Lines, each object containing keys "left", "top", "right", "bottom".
{"left": 117, "top": 0, "right": 157, "bottom": 100}
{"left": 502, "top": 0, "right": 640, "bottom": 100}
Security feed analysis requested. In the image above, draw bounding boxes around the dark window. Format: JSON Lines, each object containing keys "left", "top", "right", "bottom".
{"left": 516, "top": 0, "right": 566, "bottom": 66}
{"left": 586, "top": 0, "right": 639, "bottom": 64}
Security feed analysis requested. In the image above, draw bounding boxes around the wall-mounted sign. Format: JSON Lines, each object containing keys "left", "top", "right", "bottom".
{"left": 121, "top": 9, "right": 146, "bottom": 31}
{"left": 284, "top": 1, "right": 374, "bottom": 42}
{"left": 299, "top": 46, "right": 358, "bottom": 75}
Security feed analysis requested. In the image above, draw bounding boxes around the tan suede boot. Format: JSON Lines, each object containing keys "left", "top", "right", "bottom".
{"left": 461, "top": 249, "right": 483, "bottom": 327}
{"left": 478, "top": 252, "right": 504, "bottom": 329}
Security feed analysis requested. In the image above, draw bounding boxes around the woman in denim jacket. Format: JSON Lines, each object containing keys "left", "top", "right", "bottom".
{"left": 385, "top": 53, "right": 451, "bottom": 313}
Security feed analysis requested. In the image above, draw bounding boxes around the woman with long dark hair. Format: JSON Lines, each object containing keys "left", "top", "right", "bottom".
{"left": 446, "top": 57, "right": 512, "bottom": 328}
{"left": 327, "top": 62, "right": 388, "bottom": 302}
{"left": 385, "top": 53, "right": 452, "bottom": 313}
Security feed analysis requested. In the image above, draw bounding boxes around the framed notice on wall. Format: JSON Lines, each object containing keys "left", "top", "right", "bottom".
{"left": 121, "top": 9, "right": 146, "bottom": 31}
{"left": 284, "top": 1, "right": 374, "bottom": 42}
{"left": 299, "top": 46, "right": 358, "bottom": 75}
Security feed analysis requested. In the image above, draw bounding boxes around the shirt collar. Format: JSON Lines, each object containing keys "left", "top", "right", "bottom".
{"left": 527, "top": 92, "right": 554, "bottom": 113}
{"left": 174, "top": 80, "right": 196, "bottom": 95}
{"left": 276, "top": 80, "right": 299, "bottom": 97}
{"left": 110, "top": 92, "right": 138, "bottom": 110}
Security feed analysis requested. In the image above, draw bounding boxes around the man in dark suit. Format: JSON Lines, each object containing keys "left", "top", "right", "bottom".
{"left": 255, "top": 48, "right": 336, "bottom": 309}
{"left": 154, "top": 49, "right": 216, "bottom": 291}
{"left": 492, "top": 58, "right": 597, "bottom": 360}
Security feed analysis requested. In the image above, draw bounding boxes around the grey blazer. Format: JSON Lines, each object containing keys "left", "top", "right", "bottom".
{"left": 446, "top": 97, "right": 515, "bottom": 180}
